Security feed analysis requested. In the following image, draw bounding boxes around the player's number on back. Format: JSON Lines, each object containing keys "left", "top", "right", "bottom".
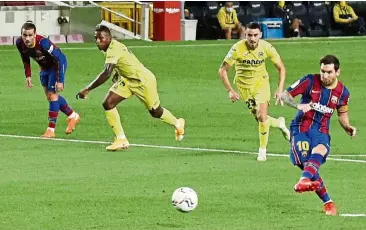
{"left": 246, "top": 99, "right": 256, "bottom": 110}
{"left": 296, "top": 141, "right": 309, "bottom": 151}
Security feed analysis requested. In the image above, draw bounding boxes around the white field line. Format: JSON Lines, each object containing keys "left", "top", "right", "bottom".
{"left": 0, "top": 134, "right": 366, "bottom": 163}
{"left": 339, "top": 213, "right": 366, "bottom": 217}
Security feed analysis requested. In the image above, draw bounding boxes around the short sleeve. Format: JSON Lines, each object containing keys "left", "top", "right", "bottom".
{"left": 287, "top": 74, "right": 312, "bottom": 97}
{"left": 223, "top": 44, "right": 238, "bottom": 66}
{"left": 337, "top": 87, "right": 350, "bottom": 113}
{"left": 105, "top": 47, "right": 122, "bottom": 64}
{"left": 266, "top": 43, "right": 281, "bottom": 64}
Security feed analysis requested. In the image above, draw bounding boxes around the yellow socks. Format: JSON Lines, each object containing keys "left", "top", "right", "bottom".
{"left": 268, "top": 116, "right": 281, "bottom": 128}
{"left": 105, "top": 108, "right": 126, "bottom": 139}
{"left": 160, "top": 108, "right": 178, "bottom": 127}
{"left": 258, "top": 119, "right": 270, "bottom": 149}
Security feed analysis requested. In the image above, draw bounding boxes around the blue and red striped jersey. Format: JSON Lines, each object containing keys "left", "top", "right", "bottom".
{"left": 16, "top": 35, "right": 67, "bottom": 83}
{"left": 287, "top": 74, "right": 350, "bottom": 134}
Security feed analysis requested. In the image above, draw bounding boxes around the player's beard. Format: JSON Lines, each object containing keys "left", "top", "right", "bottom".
{"left": 246, "top": 40, "right": 258, "bottom": 49}
{"left": 249, "top": 41, "right": 258, "bottom": 49}
{"left": 322, "top": 78, "right": 334, "bottom": 87}
{"left": 25, "top": 39, "right": 34, "bottom": 47}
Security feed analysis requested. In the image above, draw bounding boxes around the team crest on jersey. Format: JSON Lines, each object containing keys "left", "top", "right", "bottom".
{"left": 301, "top": 151, "right": 308, "bottom": 157}
{"left": 258, "top": 51, "right": 264, "bottom": 57}
{"left": 331, "top": 95, "right": 338, "bottom": 104}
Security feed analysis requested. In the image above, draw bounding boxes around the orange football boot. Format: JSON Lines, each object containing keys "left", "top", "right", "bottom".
{"left": 41, "top": 129, "right": 56, "bottom": 138}
{"left": 66, "top": 113, "right": 80, "bottom": 134}
{"left": 323, "top": 201, "right": 337, "bottom": 216}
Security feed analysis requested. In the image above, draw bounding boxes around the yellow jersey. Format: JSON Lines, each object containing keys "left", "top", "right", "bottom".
{"left": 103, "top": 39, "right": 147, "bottom": 80}
{"left": 223, "top": 39, "right": 281, "bottom": 88}
{"left": 333, "top": 3, "right": 358, "bottom": 23}
{"left": 217, "top": 7, "right": 239, "bottom": 29}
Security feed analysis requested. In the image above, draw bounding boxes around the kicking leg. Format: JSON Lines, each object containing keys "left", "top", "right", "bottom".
{"left": 295, "top": 144, "right": 328, "bottom": 193}
{"left": 149, "top": 105, "right": 185, "bottom": 141}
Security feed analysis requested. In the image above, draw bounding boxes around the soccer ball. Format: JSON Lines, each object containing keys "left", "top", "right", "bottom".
{"left": 171, "top": 187, "right": 198, "bottom": 213}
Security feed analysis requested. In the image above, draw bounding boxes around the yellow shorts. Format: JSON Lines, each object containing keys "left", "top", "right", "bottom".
{"left": 236, "top": 78, "right": 271, "bottom": 111}
{"left": 109, "top": 70, "right": 161, "bottom": 110}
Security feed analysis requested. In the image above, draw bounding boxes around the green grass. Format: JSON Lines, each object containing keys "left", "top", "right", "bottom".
{"left": 0, "top": 38, "right": 366, "bottom": 229}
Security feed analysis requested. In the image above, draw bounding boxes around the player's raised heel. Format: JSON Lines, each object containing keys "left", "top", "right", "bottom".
{"left": 323, "top": 201, "right": 337, "bottom": 216}
{"left": 257, "top": 148, "right": 267, "bottom": 161}
{"left": 294, "top": 178, "right": 321, "bottom": 193}
{"left": 106, "top": 138, "right": 130, "bottom": 151}
{"left": 278, "top": 117, "right": 290, "bottom": 141}
{"left": 66, "top": 113, "right": 80, "bottom": 134}
{"left": 41, "top": 129, "right": 56, "bottom": 138}
{"left": 175, "top": 118, "right": 186, "bottom": 141}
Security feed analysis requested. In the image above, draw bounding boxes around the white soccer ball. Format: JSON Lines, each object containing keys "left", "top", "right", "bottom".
{"left": 171, "top": 187, "right": 198, "bottom": 213}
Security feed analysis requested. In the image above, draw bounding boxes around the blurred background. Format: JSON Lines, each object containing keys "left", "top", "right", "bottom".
{"left": 1, "top": 1, "right": 366, "bottom": 45}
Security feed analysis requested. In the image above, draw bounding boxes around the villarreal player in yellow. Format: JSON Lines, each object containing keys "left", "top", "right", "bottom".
{"left": 218, "top": 22, "right": 290, "bottom": 161}
{"left": 76, "top": 25, "right": 185, "bottom": 151}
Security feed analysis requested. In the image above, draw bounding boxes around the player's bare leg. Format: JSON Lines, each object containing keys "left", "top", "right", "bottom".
{"left": 256, "top": 103, "right": 270, "bottom": 161}
{"left": 149, "top": 106, "right": 185, "bottom": 141}
{"left": 103, "top": 91, "right": 129, "bottom": 151}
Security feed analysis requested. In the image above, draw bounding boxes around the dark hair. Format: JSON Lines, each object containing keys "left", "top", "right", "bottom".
{"left": 319, "top": 55, "right": 340, "bottom": 71}
{"left": 246, "top": 22, "right": 261, "bottom": 31}
{"left": 21, "top": 21, "right": 36, "bottom": 32}
{"left": 95, "top": 24, "right": 111, "bottom": 35}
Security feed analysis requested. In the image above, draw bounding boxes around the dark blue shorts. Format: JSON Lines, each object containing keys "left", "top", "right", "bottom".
{"left": 289, "top": 129, "right": 331, "bottom": 166}
{"left": 40, "top": 65, "right": 66, "bottom": 92}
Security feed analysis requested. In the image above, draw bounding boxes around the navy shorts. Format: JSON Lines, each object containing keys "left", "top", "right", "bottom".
{"left": 289, "top": 128, "right": 331, "bottom": 166}
{"left": 40, "top": 65, "right": 66, "bottom": 92}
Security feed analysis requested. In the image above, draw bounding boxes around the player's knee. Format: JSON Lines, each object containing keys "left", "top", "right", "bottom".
{"left": 149, "top": 106, "right": 163, "bottom": 118}
{"left": 102, "top": 100, "right": 116, "bottom": 110}
{"left": 256, "top": 112, "right": 267, "bottom": 122}
{"left": 312, "top": 144, "right": 328, "bottom": 155}
{"left": 46, "top": 92, "right": 58, "bottom": 101}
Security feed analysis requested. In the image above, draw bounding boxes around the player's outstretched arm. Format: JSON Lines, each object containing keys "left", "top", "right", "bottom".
{"left": 76, "top": 63, "right": 115, "bottom": 99}
{"left": 273, "top": 59, "right": 286, "bottom": 106}
{"left": 338, "top": 111, "right": 357, "bottom": 138}
{"left": 218, "top": 62, "right": 240, "bottom": 102}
